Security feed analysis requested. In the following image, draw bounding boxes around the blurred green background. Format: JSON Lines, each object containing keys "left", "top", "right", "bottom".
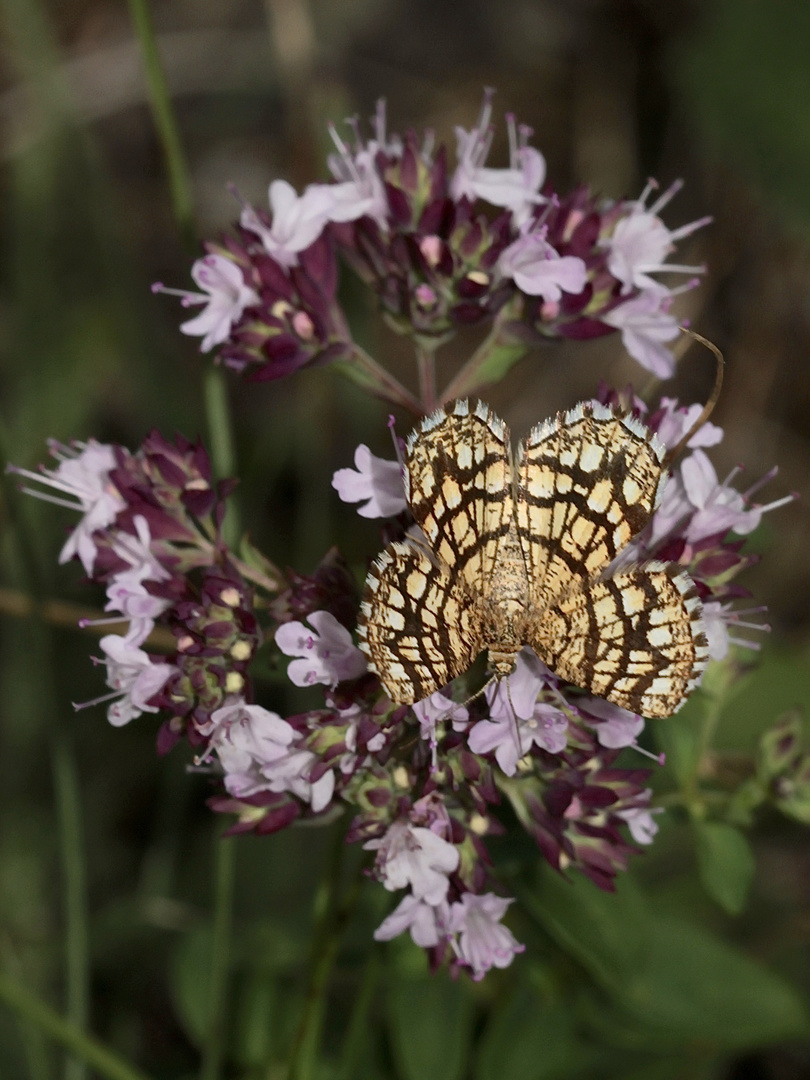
{"left": 2, "top": 1, "right": 810, "bottom": 1078}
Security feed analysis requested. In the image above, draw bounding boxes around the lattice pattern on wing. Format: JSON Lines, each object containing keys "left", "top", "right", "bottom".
{"left": 515, "top": 402, "right": 667, "bottom": 613}
{"left": 529, "top": 562, "right": 709, "bottom": 718}
{"left": 405, "top": 401, "right": 516, "bottom": 597}
{"left": 357, "top": 540, "right": 485, "bottom": 704}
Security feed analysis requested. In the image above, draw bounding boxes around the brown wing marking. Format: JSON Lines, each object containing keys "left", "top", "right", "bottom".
{"left": 528, "top": 562, "right": 709, "bottom": 717}
{"left": 357, "top": 540, "right": 484, "bottom": 704}
{"left": 516, "top": 402, "right": 667, "bottom": 612}
{"left": 405, "top": 400, "right": 519, "bottom": 599}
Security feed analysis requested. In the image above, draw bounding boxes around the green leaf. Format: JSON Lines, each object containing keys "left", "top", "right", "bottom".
{"left": 609, "top": 1058, "right": 719, "bottom": 1080}
{"left": 655, "top": 694, "right": 706, "bottom": 791}
{"left": 475, "top": 981, "right": 598, "bottom": 1080}
{"left": 467, "top": 342, "right": 530, "bottom": 391}
{"left": 714, "top": 648, "right": 810, "bottom": 754}
{"left": 693, "top": 821, "right": 756, "bottom": 914}
{"left": 526, "top": 868, "right": 651, "bottom": 992}
{"left": 169, "top": 924, "right": 215, "bottom": 1049}
{"left": 530, "top": 868, "right": 808, "bottom": 1051}
{"left": 232, "top": 968, "right": 278, "bottom": 1068}
{"left": 385, "top": 969, "right": 474, "bottom": 1080}
{"left": 613, "top": 914, "right": 809, "bottom": 1050}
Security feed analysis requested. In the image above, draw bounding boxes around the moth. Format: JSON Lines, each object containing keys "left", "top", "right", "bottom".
{"left": 357, "top": 399, "right": 708, "bottom": 718}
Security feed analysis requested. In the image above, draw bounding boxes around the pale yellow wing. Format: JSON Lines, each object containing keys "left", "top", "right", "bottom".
{"left": 529, "top": 562, "right": 709, "bottom": 718}
{"left": 357, "top": 540, "right": 484, "bottom": 704}
{"left": 515, "top": 401, "right": 667, "bottom": 612}
{"left": 405, "top": 400, "right": 519, "bottom": 599}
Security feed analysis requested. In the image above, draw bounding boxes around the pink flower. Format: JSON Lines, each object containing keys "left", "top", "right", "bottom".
{"left": 323, "top": 102, "right": 402, "bottom": 229}
{"left": 373, "top": 894, "right": 449, "bottom": 948}
{"left": 364, "top": 820, "right": 459, "bottom": 904}
{"left": 240, "top": 180, "right": 334, "bottom": 268}
{"left": 275, "top": 610, "right": 367, "bottom": 688}
{"left": 448, "top": 893, "right": 524, "bottom": 980}
{"left": 606, "top": 178, "right": 711, "bottom": 294}
{"left": 498, "top": 230, "right": 587, "bottom": 301}
{"left": 651, "top": 396, "right": 723, "bottom": 450}
{"left": 178, "top": 254, "right": 260, "bottom": 352}
{"left": 680, "top": 451, "right": 764, "bottom": 541}
{"left": 468, "top": 650, "right": 567, "bottom": 774}
{"left": 205, "top": 699, "right": 335, "bottom": 812}
{"left": 702, "top": 600, "right": 771, "bottom": 661}
{"left": 327, "top": 150, "right": 389, "bottom": 229}
{"left": 103, "top": 575, "right": 170, "bottom": 647}
{"left": 331, "top": 445, "right": 406, "bottom": 518}
{"left": 601, "top": 289, "right": 680, "bottom": 378}
{"left": 97, "top": 635, "right": 176, "bottom": 727}
{"left": 616, "top": 790, "right": 663, "bottom": 845}
{"left": 412, "top": 690, "right": 469, "bottom": 743}
{"left": 9, "top": 440, "right": 124, "bottom": 575}
{"left": 576, "top": 697, "right": 644, "bottom": 749}
{"left": 450, "top": 92, "right": 547, "bottom": 228}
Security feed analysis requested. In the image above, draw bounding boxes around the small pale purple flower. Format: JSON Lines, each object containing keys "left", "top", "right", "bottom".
{"left": 606, "top": 178, "right": 711, "bottom": 294}
{"left": 331, "top": 445, "right": 406, "bottom": 518}
{"left": 412, "top": 690, "right": 469, "bottom": 743}
{"left": 577, "top": 697, "right": 645, "bottom": 749}
{"left": 364, "top": 820, "right": 459, "bottom": 904}
{"left": 702, "top": 600, "right": 771, "bottom": 661}
{"left": 601, "top": 289, "right": 680, "bottom": 378}
{"left": 327, "top": 147, "right": 389, "bottom": 230}
{"left": 98, "top": 634, "right": 176, "bottom": 727}
{"left": 680, "top": 451, "right": 764, "bottom": 541}
{"left": 468, "top": 650, "right": 567, "bottom": 774}
{"left": 240, "top": 179, "right": 334, "bottom": 268}
{"left": 616, "top": 790, "right": 663, "bottom": 845}
{"left": 373, "top": 894, "right": 449, "bottom": 948}
{"left": 177, "top": 254, "right": 260, "bottom": 352}
{"left": 498, "top": 230, "right": 587, "bottom": 302}
{"left": 448, "top": 893, "right": 524, "bottom": 980}
{"left": 10, "top": 440, "right": 124, "bottom": 574}
{"left": 206, "top": 698, "right": 335, "bottom": 812}
{"left": 104, "top": 574, "right": 170, "bottom": 646}
{"left": 111, "top": 515, "right": 170, "bottom": 584}
{"left": 651, "top": 396, "right": 724, "bottom": 451}
{"left": 450, "top": 93, "right": 547, "bottom": 228}
{"left": 275, "top": 610, "right": 367, "bottom": 688}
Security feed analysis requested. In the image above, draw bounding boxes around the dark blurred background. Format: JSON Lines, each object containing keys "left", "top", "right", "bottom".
{"left": 2, "top": 1, "right": 810, "bottom": 1077}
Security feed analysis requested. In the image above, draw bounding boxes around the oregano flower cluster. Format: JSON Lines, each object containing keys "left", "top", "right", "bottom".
{"left": 10, "top": 93, "right": 794, "bottom": 982}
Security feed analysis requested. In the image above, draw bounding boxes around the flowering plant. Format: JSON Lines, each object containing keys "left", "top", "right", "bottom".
{"left": 5, "top": 82, "right": 808, "bottom": 1080}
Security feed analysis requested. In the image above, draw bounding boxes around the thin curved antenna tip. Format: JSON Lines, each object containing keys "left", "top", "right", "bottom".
{"left": 663, "top": 327, "right": 725, "bottom": 467}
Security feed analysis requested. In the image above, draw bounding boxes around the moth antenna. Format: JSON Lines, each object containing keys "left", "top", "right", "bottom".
{"left": 460, "top": 671, "right": 499, "bottom": 710}
{"left": 663, "top": 327, "right": 725, "bottom": 467}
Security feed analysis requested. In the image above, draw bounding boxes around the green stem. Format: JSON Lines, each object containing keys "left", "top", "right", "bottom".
{"left": 203, "top": 368, "right": 236, "bottom": 481}
{"left": 280, "top": 822, "right": 358, "bottom": 1080}
{"left": 203, "top": 367, "right": 240, "bottom": 547}
{"left": 336, "top": 946, "right": 382, "bottom": 1080}
{"left": 0, "top": 972, "right": 152, "bottom": 1080}
{"left": 127, "top": 0, "right": 242, "bottom": 551}
{"left": 53, "top": 732, "right": 90, "bottom": 1080}
{"left": 0, "top": 426, "right": 89, "bottom": 1080}
{"left": 337, "top": 343, "right": 423, "bottom": 415}
{"left": 199, "top": 828, "right": 236, "bottom": 1080}
{"left": 416, "top": 343, "right": 437, "bottom": 414}
{"left": 226, "top": 554, "right": 282, "bottom": 596}
{"left": 126, "top": 0, "right": 195, "bottom": 251}
{"left": 439, "top": 308, "right": 527, "bottom": 403}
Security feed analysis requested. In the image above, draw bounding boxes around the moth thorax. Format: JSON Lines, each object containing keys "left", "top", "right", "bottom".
{"left": 487, "top": 647, "right": 520, "bottom": 678}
